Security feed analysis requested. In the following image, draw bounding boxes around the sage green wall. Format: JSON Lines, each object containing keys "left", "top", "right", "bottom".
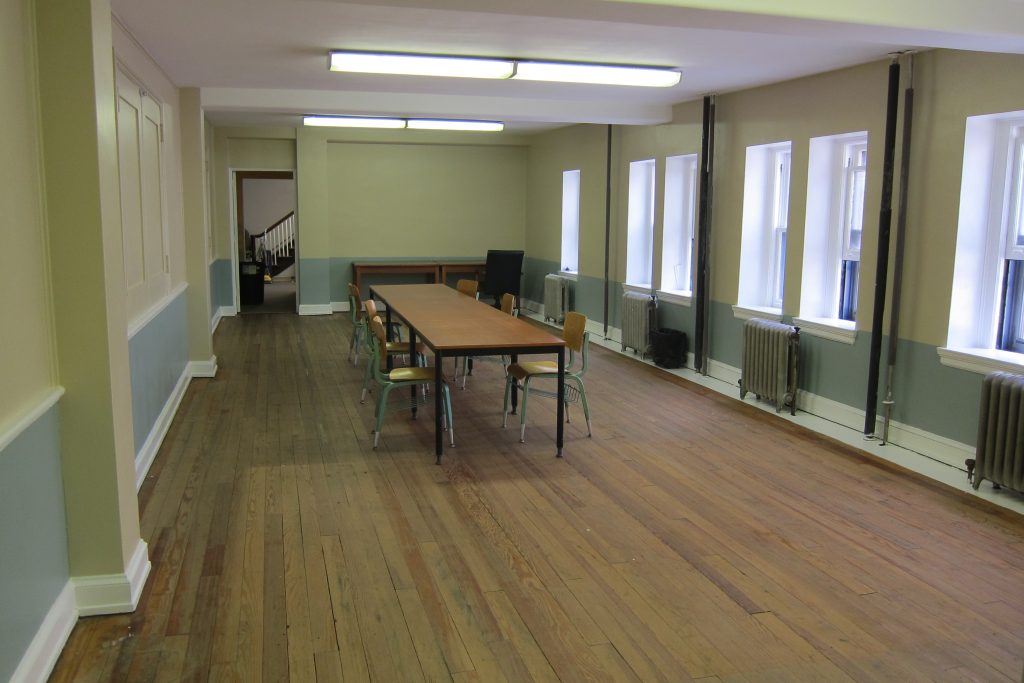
{"left": 1, "top": 0, "right": 57, "bottom": 430}
{"left": 521, "top": 50, "right": 1024, "bottom": 446}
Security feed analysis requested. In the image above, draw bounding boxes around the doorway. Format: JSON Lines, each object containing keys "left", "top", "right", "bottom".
{"left": 233, "top": 170, "right": 297, "bottom": 314}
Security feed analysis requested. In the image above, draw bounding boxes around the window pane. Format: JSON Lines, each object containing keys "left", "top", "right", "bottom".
{"left": 560, "top": 170, "right": 580, "bottom": 273}
{"left": 626, "top": 159, "right": 655, "bottom": 286}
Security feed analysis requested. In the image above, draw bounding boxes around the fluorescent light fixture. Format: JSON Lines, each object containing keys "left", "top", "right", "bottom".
{"left": 513, "top": 61, "right": 681, "bottom": 87}
{"left": 407, "top": 119, "right": 504, "bottom": 132}
{"left": 330, "top": 51, "right": 514, "bottom": 79}
{"left": 303, "top": 115, "right": 406, "bottom": 129}
{"left": 328, "top": 50, "right": 681, "bottom": 88}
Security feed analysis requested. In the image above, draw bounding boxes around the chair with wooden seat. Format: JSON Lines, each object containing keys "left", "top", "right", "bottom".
{"left": 455, "top": 293, "right": 517, "bottom": 388}
{"left": 456, "top": 278, "right": 479, "bottom": 298}
{"left": 365, "top": 316, "right": 454, "bottom": 449}
{"left": 361, "top": 299, "right": 428, "bottom": 402}
{"left": 347, "top": 283, "right": 367, "bottom": 365}
{"left": 502, "top": 311, "right": 592, "bottom": 443}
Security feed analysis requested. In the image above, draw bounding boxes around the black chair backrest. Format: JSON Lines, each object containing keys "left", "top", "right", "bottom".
{"left": 482, "top": 250, "right": 524, "bottom": 302}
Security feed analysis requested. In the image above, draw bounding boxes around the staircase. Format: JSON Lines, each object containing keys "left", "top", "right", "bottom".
{"left": 253, "top": 211, "right": 295, "bottom": 279}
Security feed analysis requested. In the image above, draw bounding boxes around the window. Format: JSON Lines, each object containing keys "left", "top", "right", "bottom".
{"left": 942, "top": 111, "right": 1024, "bottom": 372}
{"left": 560, "top": 170, "right": 580, "bottom": 275}
{"left": 737, "top": 141, "right": 792, "bottom": 314}
{"left": 798, "top": 132, "right": 867, "bottom": 336}
{"left": 659, "top": 154, "right": 698, "bottom": 298}
{"left": 625, "top": 159, "right": 656, "bottom": 288}
{"left": 997, "top": 128, "right": 1024, "bottom": 352}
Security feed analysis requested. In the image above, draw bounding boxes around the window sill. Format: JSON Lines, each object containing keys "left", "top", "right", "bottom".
{"left": 732, "top": 304, "right": 783, "bottom": 322}
{"left": 792, "top": 317, "right": 857, "bottom": 344}
{"left": 937, "top": 347, "right": 1024, "bottom": 375}
{"left": 657, "top": 289, "right": 692, "bottom": 306}
{"left": 558, "top": 271, "right": 579, "bottom": 281}
{"left": 622, "top": 283, "right": 653, "bottom": 295}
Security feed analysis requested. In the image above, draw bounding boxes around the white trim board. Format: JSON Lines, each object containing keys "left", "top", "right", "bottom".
{"left": 73, "top": 539, "right": 151, "bottom": 617}
{"left": 518, "top": 308, "right": 1024, "bottom": 516}
{"left": 331, "top": 300, "right": 352, "bottom": 313}
{"left": 0, "top": 387, "right": 65, "bottom": 454}
{"left": 9, "top": 580, "right": 77, "bottom": 683}
{"left": 189, "top": 356, "right": 218, "bottom": 379}
{"left": 299, "top": 303, "right": 333, "bottom": 316}
{"left": 211, "top": 305, "right": 234, "bottom": 335}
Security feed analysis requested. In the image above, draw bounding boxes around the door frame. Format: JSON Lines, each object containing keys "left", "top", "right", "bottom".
{"left": 228, "top": 168, "right": 297, "bottom": 313}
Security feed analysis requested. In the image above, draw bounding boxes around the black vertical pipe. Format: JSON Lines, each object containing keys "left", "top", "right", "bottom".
{"left": 694, "top": 95, "right": 715, "bottom": 373}
{"left": 864, "top": 60, "right": 901, "bottom": 434}
{"left": 603, "top": 124, "right": 612, "bottom": 337}
{"left": 882, "top": 55, "right": 915, "bottom": 443}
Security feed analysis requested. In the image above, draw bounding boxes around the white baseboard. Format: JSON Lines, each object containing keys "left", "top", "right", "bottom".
{"left": 331, "top": 301, "right": 351, "bottom": 313}
{"left": 188, "top": 355, "right": 218, "bottom": 379}
{"left": 9, "top": 581, "right": 77, "bottom": 683}
{"left": 134, "top": 367, "right": 190, "bottom": 491}
{"left": 73, "top": 539, "right": 150, "bottom": 617}
{"left": 298, "top": 303, "right": 333, "bottom": 316}
{"left": 210, "top": 305, "right": 235, "bottom": 334}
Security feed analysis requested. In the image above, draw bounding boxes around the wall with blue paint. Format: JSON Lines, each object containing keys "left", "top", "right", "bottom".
{"left": 129, "top": 291, "right": 189, "bottom": 455}
{"left": 0, "top": 403, "right": 70, "bottom": 682}
{"left": 208, "top": 259, "right": 234, "bottom": 316}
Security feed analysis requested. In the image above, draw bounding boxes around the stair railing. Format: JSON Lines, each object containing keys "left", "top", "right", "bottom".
{"left": 253, "top": 211, "right": 295, "bottom": 268}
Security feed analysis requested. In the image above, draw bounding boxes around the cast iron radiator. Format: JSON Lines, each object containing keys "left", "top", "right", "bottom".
{"left": 739, "top": 318, "right": 799, "bottom": 415}
{"left": 621, "top": 291, "right": 656, "bottom": 357}
{"left": 968, "top": 371, "right": 1024, "bottom": 492}
{"left": 543, "top": 274, "right": 568, "bottom": 324}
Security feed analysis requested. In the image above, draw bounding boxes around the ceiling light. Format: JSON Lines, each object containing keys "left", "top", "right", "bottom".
{"left": 329, "top": 51, "right": 514, "bottom": 79}
{"left": 303, "top": 115, "right": 406, "bottom": 129}
{"left": 513, "top": 61, "right": 681, "bottom": 87}
{"left": 407, "top": 119, "right": 504, "bottom": 132}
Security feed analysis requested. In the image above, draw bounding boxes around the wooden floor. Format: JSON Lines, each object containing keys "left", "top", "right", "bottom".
{"left": 51, "top": 313, "right": 1024, "bottom": 682}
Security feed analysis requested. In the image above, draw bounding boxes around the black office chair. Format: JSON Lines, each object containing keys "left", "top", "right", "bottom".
{"left": 481, "top": 250, "right": 524, "bottom": 308}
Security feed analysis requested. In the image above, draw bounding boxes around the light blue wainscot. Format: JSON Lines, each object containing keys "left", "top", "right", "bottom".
{"left": 0, "top": 399, "right": 71, "bottom": 681}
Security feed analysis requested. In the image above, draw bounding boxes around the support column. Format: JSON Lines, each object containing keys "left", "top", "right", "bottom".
{"left": 35, "top": 0, "right": 149, "bottom": 612}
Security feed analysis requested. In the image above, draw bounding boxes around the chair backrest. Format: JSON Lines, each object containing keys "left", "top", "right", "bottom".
{"left": 500, "top": 293, "right": 516, "bottom": 315}
{"left": 366, "top": 316, "right": 390, "bottom": 377}
{"left": 456, "top": 279, "right": 479, "bottom": 297}
{"left": 364, "top": 298, "right": 379, "bottom": 321}
{"left": 482, "top": 250, "right": 524, "bottom": 300}
{"left": 563, "top": 312, "right": 587, "bottom": 353}
{"left": 347, "top": 283, "right": 363, "bottom": 321}
{"left": 368, "top": 314, "right": 387, "bottom": 343}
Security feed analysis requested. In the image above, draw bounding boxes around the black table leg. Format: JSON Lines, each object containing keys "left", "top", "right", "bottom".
{"left": 409, "top": 329, "right": 417, "bottom": 418}
{"left": 435, "top": 351, "right": 443, "bottom": 464}
{"left": 556, "top": 347, "right": 564, "bottom": 457}
{"left": 510, "top": 353, "right": 518, "bottom": 414}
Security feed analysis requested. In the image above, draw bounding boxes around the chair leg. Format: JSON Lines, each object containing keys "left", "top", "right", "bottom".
{"left": 360, "top": 358, "right": 373, "bottom": 403}
{"left": 461, "top": 357, "right": 468, "bottom": 389}
{"left": 444, "top": 385, "right": 455, "bottom": 447}
{"left": 576, "top": 378, "right": 592, "bottom": 437}
{"left": 373, "top": 385, "right": 392, "bottom": 449}
{"left": 519, "top": 378, "right": 530, "bottom": 443}
{"left": 502, "top": 376, "right": 513, "bottom": 428}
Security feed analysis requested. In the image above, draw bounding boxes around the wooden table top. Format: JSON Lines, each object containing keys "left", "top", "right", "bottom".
{"left": 371, "top": 284, "right": 565, "bottom": 353}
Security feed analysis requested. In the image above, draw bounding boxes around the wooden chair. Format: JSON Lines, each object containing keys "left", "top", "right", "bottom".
{"left": 456, "top": 278, "right": 479, "bottom": 298}
{"left": 365, "top": 316, "right": 454, "bottom": 449}
{"left": 455, "top": 294, "right": 517, "bottom": 389}
{"left": 347, "top": 283, "right": 367, "bottom": 365}
{"left": 502, "top": 311, "right": 592, "bottom": 443}
{"left": 361, "top": 299, "right": 427, "bottom": 402}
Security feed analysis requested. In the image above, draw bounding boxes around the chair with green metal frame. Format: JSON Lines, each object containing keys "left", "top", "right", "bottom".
{"left": 456, "top": 293, "right": 517, "bottom": 388}
{"left": 502, "top": 311, "right": 592, "bottom": 443}
{"left": 347, "top": 283, "right": 368, "bottom": 365}
{"left": 365, "top": 316, "right": 454, "bottom": 449}
{"left": 360, "top": 299, "right": 428, "bottom": 402}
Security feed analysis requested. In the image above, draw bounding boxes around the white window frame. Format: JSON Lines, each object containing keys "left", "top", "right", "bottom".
{"left": 658, "top": 154, "right": 698, "bottom": 304}
{"left": 560, "top": 169, "right": 581, "bottom": 276}
{"left": 625, "top": 158, "right": 656, "bottom": 289}
{"left": 940, "top": 112, "right": 1024, "bottom": 374}
{"left": 736, "top": 141, "right": 791, "bottom": 317}
{"left": 796, "top": 132, "right": 867, "bottom": 342}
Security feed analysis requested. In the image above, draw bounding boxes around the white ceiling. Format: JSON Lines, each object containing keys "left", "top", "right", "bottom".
{"left": 112, "top": 0, "right": 1024, "bottom": 132}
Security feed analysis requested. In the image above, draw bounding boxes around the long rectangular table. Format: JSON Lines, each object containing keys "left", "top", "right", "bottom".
{"left": 370, "top": 284, "right": 566, "bottom": 463}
